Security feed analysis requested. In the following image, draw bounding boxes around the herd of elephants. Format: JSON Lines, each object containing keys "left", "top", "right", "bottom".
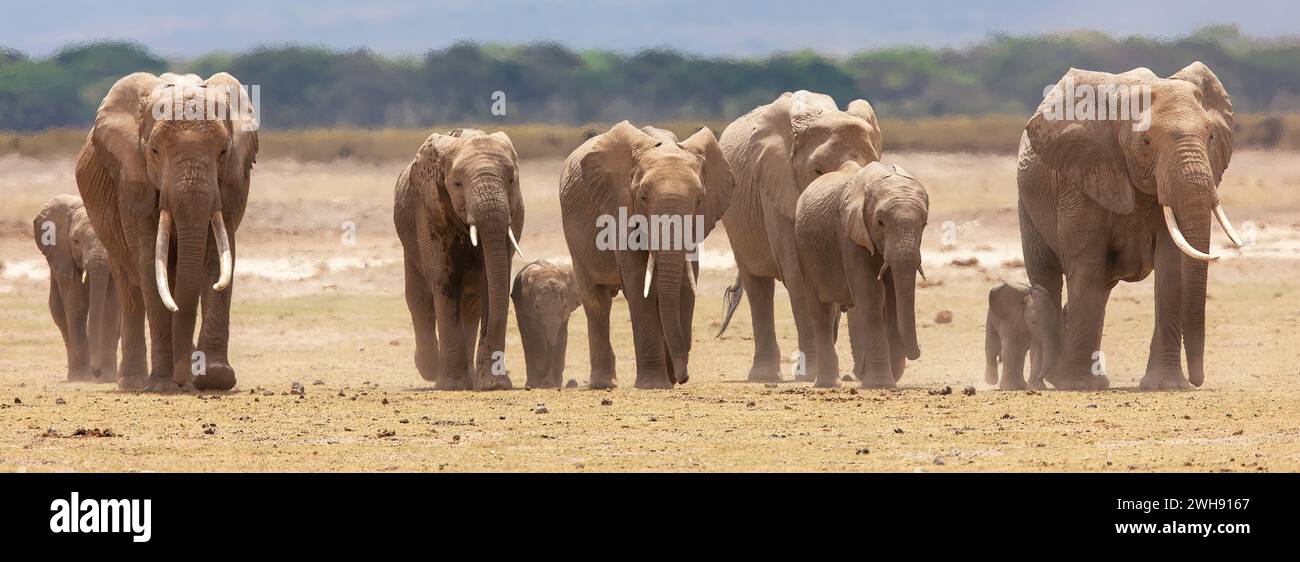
{"left": 33, "top": 61, "right": 1242, "bottom": 394}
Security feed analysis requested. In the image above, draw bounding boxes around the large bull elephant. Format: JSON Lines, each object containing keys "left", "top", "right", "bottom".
{"left": 33, "top": 194, "right": 121, "bottom": 382}
{"left": 793, "top": 162, "right": 928, "bottom": 388}
{"left": 76, "top": 72, "right": 258, "bottom": 391}
{"left": 560, "top": 122, "right": 733, "bottom": 389}
{"left": 394, "top": 129, "right": 524, "bottom": 390}
{"left": 716, "top": 90, "right": 885, "bottom": 382}
{"left": 1019, "top": 62, "right": 1241, "bottom": 390}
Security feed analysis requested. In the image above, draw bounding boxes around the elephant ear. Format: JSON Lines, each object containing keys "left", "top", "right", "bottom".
{"left": 842, "top": 162, "right": 892, "bottom": 255}
{"left": 846, "top": 99, "right": 884, "bottom": 158}
{"left": 1169, "top": 61, "right": 1233, "bottom": 184}
{"left": 1025, "top": 68, "right": 1140, "bottom": 215}
{"left": 32, "top": 197, "right": 78, "bottom": 280}
{"left": 409, "top": 132, "right": 464, "bottom": 210}
{"left": 84, "top": 73, "right": 164, "bottom": 215}
{"left": 679, "top": 126, "right": 735, "bottom": 237}
{"left": 576, "top": 121, "right": 658, "bottom": 209}
{"left": 204, "top": 73, "right": 259, "bottom": 228}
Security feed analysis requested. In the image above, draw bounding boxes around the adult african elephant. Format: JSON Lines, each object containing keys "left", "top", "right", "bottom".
{"left": 560, "top": 122, "right": 733, "bottom": 389}
{"left": 33, "top": 194, "right": 121, "bottom": 382}
{"left": 716, "top": 90, "right": 884, "bottom": 382}
{"left": 76, "top": 72, "right": 257, "bottom": 391}
{"left": 394, "top": 129, "right": 524, "bottom": 390}
{"left": 1019, "top": 62, "right": 1241, "bottom": 390}
{"left": 793, "top": 162, "right": 928, "bottom": 388}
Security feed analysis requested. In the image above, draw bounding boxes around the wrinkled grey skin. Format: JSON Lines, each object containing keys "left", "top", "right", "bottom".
{"left": 395, "top": 128, "right": 524, "bottom": 391}
{"left": 793, "top": 162, "right": 928, "bottom": 388}
{"left": 984, "top": 282, "right": 1064, "bottom": 390}
{"left": 1019, "top": 62, "right": 1237, "bottom": 390}
{"left": 33, "top": 194, "right": 121, "bottom": 382}
{"left": 511, "top": 260, "right": 579, "bottom": 388}
{"left": 560, "top": 122, "right": 734, "bottom": 389}
{"left": 717, "top": 90, "right": 883, "bottom": 383}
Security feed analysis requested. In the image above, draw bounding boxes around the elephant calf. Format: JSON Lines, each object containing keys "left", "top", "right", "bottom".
{"left": 511, "top": 260, "right": 579, "bottom": 389}
{"left": 984, "top": 282, "right": 1063, "bottom": 390}
{"left": 793, "top": 162, "right": 929, "bottom": 388}
{"left": 33, "top": 194, "right": 121, "bottom": 381}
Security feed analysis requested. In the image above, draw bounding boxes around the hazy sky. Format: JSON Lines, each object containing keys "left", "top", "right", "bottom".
{"left": 3, "top": 0, "right": 1298, "bottom": 57}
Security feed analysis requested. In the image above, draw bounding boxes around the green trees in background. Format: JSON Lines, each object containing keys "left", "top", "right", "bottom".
{"left": 3, "top": 25, "right": 1300, "bottom": 131}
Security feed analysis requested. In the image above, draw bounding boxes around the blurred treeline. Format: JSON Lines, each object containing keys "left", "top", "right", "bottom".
{"left": 5, "top": 25, "right": 1300, "bottom": 157}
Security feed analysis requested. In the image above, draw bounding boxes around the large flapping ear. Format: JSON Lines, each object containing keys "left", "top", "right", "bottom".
{"left": 987, "top": 282, "right": 1029, "bottom": 323}
{"left": 88, "top": 73, "right": 165, "bottom": 202}
{"left": 488, "top": 130, "right": 525, "bottom": 233}
{"left": 576, "top": 121, "right": 658, "bottom": 208}
{"left": 842, "top": 161, "right": 893, "bottom": 254}
{"left": 1169, "top": 61, "right": 1234, "bottom": 183}
{"left": 409, "top": 132, "right": 463, "bottom": 206}
{"left": 679, "top": 126, "right": 735, "bottom": 238}
{"left": 32, "top": 197, "right": 79, "bottom": 280}
{"left": 846, "top": 99, "right": 884, "bottom": 159}
{"left": 559, "top": 263, "right": 581, "bottom": 314}
{"left": 1025, "top": 68, "right": 1143, "bottom": 214}
{"left": 203, "top": 73, "right": 259, "bottom": 228}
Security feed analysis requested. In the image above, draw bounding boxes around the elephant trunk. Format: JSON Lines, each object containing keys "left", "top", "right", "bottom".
{"left": 85, "top": 251, "right": 112, "bottom": 378}
{"left": 889, "top": 242, "right": 922, "bottom": 361}
{"left": 1160, "top": 143, "right": 1216, "bottom": 387}
{"left": 473, "top": 186, "right": 514, "bottom": 376}
{"left": 656, "top": 249, "right": 690, "bottom": 384}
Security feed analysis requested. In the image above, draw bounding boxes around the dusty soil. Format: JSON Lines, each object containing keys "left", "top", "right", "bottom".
{"left": 2, "top": 152, "right": 1298, "bottom": 472}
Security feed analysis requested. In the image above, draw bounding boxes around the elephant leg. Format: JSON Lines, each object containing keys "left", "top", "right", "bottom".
{"left": 627, "top": 287, "right": 671, "bottom": 390}
{"left": 1028, "top": 341, "right": 1043, "bottom": 389}
{"left": 808, "top": 296, "right": 840, "bottom": 388}
{"left": 56, "top": 277, "right": 92, "bottom": 381}
{"left": 999, "top": 333, "right": 1028, "bottom": 391}
{"left": 769, "top": 226, "right": 817, "bottom": 382}
{"left": 850, "top": 272, "right": 895, "bottom": 388}
{"left": 468, "top": 291, "right": 509, "bottom": 390}
{"left": 1141, "top": 229, "right": 1191, "bottom": 390}
{"left": 1020, "top": 203, "right": 1062, "bottom": 389}
{"left": 134, "top": 235, "right": 177, "bottom": 390}
{"left": 882, "top": 273, "right": 907, "bottom": 381}
{"left": 518, "top": 314, "right": 547, "bottom": 388}
{"left": 1049, "top": 270, "right": 1112, "bottom": 390}
{"left": 550, "top": 324, "right": 569, "bottom": 388}
{"left": 431, "top": 282, "right": 471, "bottom": 391}
{"left": 403, "top": 258, "right": 440, "bottom": 383}
{"left": 96, "top": 277, "right": 121, "bottom": 382}
{"left": 582, "top": 286, "right": 617, "bottom": 389}
{"left": 115, "top": 281, "right": 150, "bottom": 387}
{"left": 739, "top": 271, "right": 782, "bottom": 382}
{"left": 984, "top": 316, "right": 1002, "bottom": 386}
{"left": 195, "top": 234, "right": 236, "bottom": 390}
{"left": 48, "top": 281, "right": 77, "bottom": 380}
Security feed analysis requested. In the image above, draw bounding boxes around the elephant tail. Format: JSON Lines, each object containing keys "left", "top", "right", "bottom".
{"left": 716, "top": 272, "right": 744, "bottom": 338}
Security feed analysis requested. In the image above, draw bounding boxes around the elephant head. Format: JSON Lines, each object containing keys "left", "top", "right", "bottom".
{"left": 764, "top": 91, "right": 884, "bottom": 216}
{"left": 86, "top": 72, "right": 257, "bottom": 384}
{"left": 1026, "top": 62, "right": 1237, "bottom": 386}
{"left": 34, "top": 194, "right": 119, "bottom": 379}
{"left": 843, "top": 162, "right": 929, "bottom": 360}
{"left": 512, "top": 260, "right": 579, "bottom": 347}
{"left": 577, "top": 121, "right": 734, "bottom": 384}
{"left": 410, "top": 129, "right": 525, "bottom": 371}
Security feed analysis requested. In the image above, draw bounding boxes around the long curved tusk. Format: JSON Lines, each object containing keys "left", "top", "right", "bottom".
{"left": 1163, "top": 206, "right": 1219, "bottom": 262}
{"left": 507, "top": 228, "right": 525, "bottom": 260}
{"left": 82, "top": 269, "right": 88, "bottom": 284}
{"left": 686, "top": 262, "right": 698, "bottom": 295}
{"left": 155, "top": 210, "right": 179, "bottom": 312}
{"left": 917, "top": 263, "right": 927, "bottom": 282}
{"left": 469, "top": 225, "right": 478, "bottom": 247}
{"left": 878, "top": 260, "right": 890, "bottom": 281}
{"left": 1213, "top": 204, "right": 1244, "bottom": 248}
{"left": 643, "top": 252, "right": 655, "bottom": 298}
{"left": 211, "top": 210, "right": 233, "bottom": 291}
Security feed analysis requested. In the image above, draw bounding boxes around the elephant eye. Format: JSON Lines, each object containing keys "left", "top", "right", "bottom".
{"left": 814, "top": 168, "right": 825, "bottom": 176}
{"left": 151, "top": 147, "right": 159, "bottom": 155}
{"left": 1142, "top": 138, "right": 1151, "bottom": 146}
{"left": 877, "top": 219, "right": 885, "bottom": 227}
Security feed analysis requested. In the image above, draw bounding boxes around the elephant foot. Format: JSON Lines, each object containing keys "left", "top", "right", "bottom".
{"left": 813, "top": 376, "right": 841, "bottom": 389}
{"left": 745, "top": 362, "right": 782, "bottom": 383}
{"left": 1139, "top": 371, "right": 1192, "bottom": 391}
{"left": 1048, "top": 374, "right": 1110, "bottom": 391}
{"left": 90, "top": 366, "right": 118, "bottom": 383}
{"left": 66, "top": 368, "right": 94, "bottom": 382}
{"left": 1027, "top": 378, "right": 1047, "bottom": 390}
{"left": 526, "top": 378, "right": 559, "bottom": 390}
{"left": 119, "top": 374, "right": 185, "bottom": 393}
{"left": 634, "top": 374, "right": 675, "bottom": 389}
{"left": 858, "top": 376, "right": 895, "bottom": 389}
{"left": 999, "top": 378, "right": 1029, "bottom": 391}
{"left": 193, "top": 361, "right": 237, "bottom": 391}
{"left": 434, "top": 374, "right": 472, "bottom": 391}
{"left": 472, "top": 373, "right": 513, "bottom": 391}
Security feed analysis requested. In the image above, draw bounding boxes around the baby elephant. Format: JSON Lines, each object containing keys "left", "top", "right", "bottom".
{"left": 33, "top": 194, "right": 121, "bottom": 382}
{"left": 984, "top": 282, "right": 1063, "bottom": 390}
{"left": 511, "top": 260, "right": 579, "bottom": 388}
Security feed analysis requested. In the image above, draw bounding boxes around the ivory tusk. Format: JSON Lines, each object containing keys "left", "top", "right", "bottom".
{"left": 469, "top": 225, "right": 478, "bottom": 247}
{"left": 1213, "top": 204, "right": 1244, "bottom": 248}
{"left": 507, "top": 228, "right": 525, "bottom": 260}
{"left": 211, "top": 210, "right": 233, "bottom": 291}
{"left": 643, "top": 253, "right": 655, "bottom": 298}
{"left": 155, "top": 210, "right": 179, "bottom": 312}
{"left": 82, "top": 269, "right": 88, "bottom": 284}
{"left": 686, "top": 262, "right": 698, "bottom": 295}
{"left": 1163, "top": 206, "right": 1219, "bottom": 262}
{"left": 918, "top": 263, "right": 927, "bottom": 282}
{"left": 878, "top": 261, "right": 890, "bottom": 281}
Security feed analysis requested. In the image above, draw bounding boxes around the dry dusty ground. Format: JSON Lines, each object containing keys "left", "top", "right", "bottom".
{"left": 1, "top": 151, "right": 1299, "bottom": 472}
